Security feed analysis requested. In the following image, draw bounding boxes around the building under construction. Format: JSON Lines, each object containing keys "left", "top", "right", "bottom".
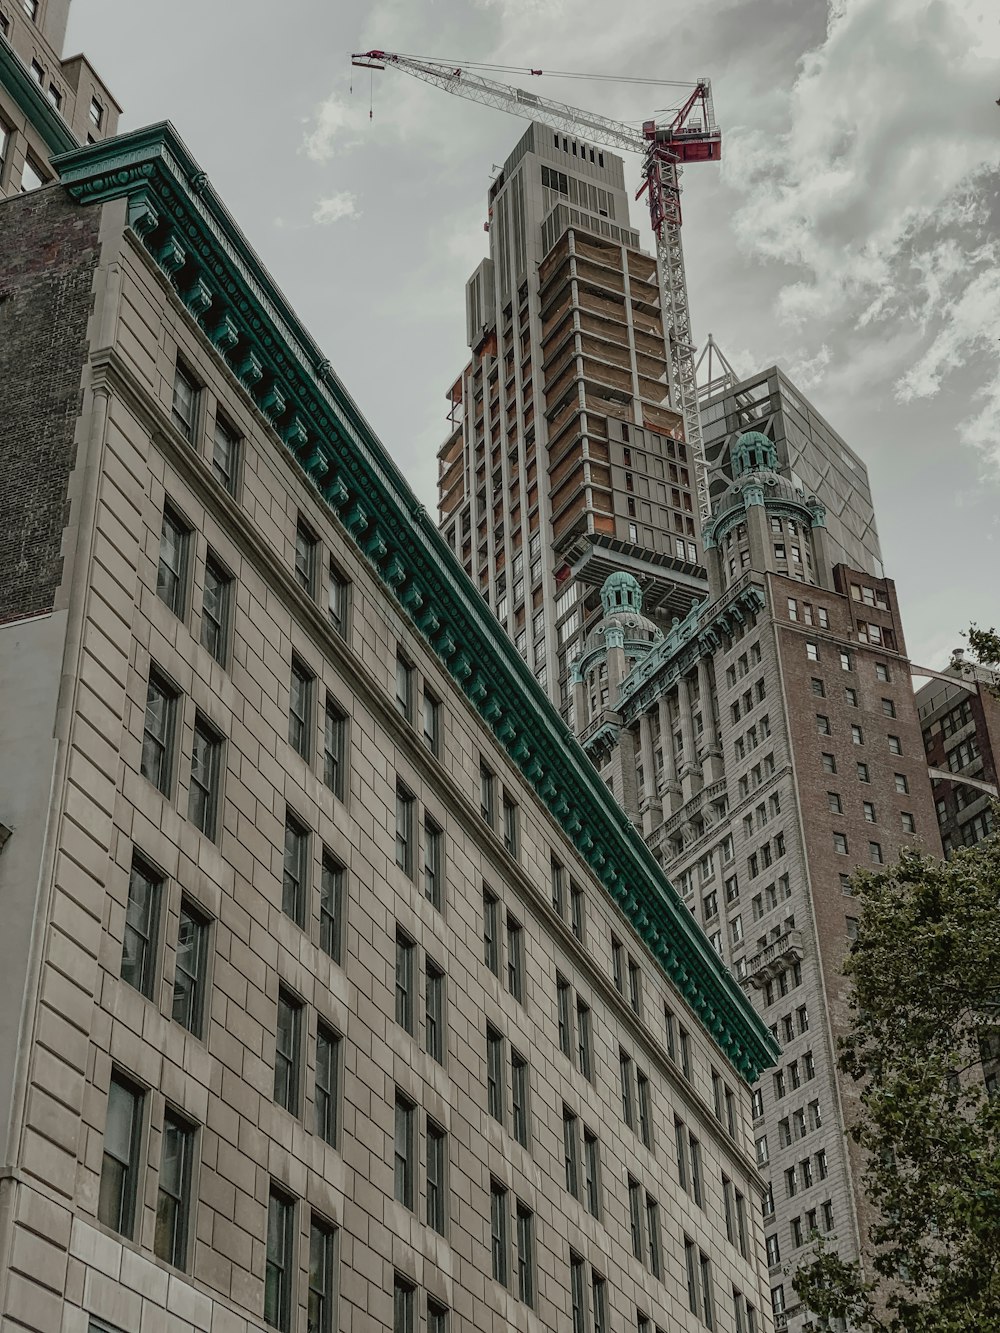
{"left": 438, "top": 121, "right": 706, "bottom": 720}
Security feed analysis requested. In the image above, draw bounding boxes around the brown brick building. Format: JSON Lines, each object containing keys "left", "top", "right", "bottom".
{"left": 572, "top": 431, "right": 942, "bottom": 1331}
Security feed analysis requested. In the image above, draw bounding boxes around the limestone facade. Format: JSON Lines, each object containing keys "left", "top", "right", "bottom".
{"left": 0, "top": 142, "right": 776, "bottom": 1333}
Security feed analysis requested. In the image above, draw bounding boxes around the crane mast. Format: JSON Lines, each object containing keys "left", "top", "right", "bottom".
{"left": 352, "top": 51, "right": 720, "bottom": 523}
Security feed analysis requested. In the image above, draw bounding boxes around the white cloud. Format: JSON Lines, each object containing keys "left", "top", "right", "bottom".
{"left": 312, "top": 192, "right": 362, "bottom": 224}
{"left": 724, "top": 0, "right": 1000, "bottom": 464}
{"left": 302, "top": 93, "right": 370, "bottom": 162}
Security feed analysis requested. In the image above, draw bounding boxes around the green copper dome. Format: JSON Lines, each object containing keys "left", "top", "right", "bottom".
{"left": 601, "top": 571, "right": 644, "bottom": 616}
{"left": 731, "top": 430, "right": 778, "bottom": 478}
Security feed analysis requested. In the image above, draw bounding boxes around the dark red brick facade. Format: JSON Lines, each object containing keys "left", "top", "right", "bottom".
{"left": 0, "top": 185, "right": 100, "bottom": 625}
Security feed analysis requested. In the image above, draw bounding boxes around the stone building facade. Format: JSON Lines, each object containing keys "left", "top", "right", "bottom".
{"left": 0, "top": 121, "right": 778, "bottom": 1333}
{"left": 572, "top": 433, "right": 942, "bottom": 1332}
{"left": 0, "top": 0, "right": 119, "bottom": 198}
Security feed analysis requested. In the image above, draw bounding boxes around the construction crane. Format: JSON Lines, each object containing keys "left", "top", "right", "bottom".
{"left": 351, "top": 50, "right": 721, "bottom": 522}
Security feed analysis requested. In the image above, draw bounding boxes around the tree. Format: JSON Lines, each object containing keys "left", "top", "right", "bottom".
{"left": 792, "top": 832, "right": 1000, "bottom": 1333}
{"left": 966, "top": 623, "right": 1000, "bottom": 699}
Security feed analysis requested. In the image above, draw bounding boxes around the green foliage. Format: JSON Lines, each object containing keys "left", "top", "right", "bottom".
{"left": 793, "top": 834, "right": 1000, "bottom": 1333}
{"left": 966, "top": 624, "right": 1000, "bottom": 697}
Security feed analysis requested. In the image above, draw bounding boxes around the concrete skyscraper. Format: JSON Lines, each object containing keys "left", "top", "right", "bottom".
{"left": 570, "top": 431, "right": 944, "bottom": 1332}
{"left": 0, "top": 11, "right": 779, "bottom": 1333}
{"left": 439, "top": 123, "right": 707, "bottom": 723}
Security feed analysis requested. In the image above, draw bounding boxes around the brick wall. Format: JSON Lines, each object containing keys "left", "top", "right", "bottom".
{"left": 0, "top": 185, "right": 100, "bottom": 625}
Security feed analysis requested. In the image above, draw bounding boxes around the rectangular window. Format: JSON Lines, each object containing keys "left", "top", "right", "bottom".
{"left": 619, "top": 1048, "right": 634, "bottom": 1126}
{"left": 264, "top": 1188, "right": 295, "bottom": 1331}
{"left": 426, "top": 1300, "right": 448, "bottom": 1333}
{"left": 155, "top": 1110, "right": 194, "bottom": 1269}
{"left": 294, "top": 520, "right": 317, "bottom": 595}
{"left": 395, "top": 931, "right": 415, "bottom": 1034}
{"left": 315, "top": 1023, "right": 340, "bottom": 1147}
{"left": 99, "top": 1073, "right": 144, "bottom": 1237}
{"left": 200, "top": 555, "right": 231, "bottom": 665}
{"left": 576, "top": 1000, "right": 592, "bottom": 1079}
{"left": 483, "top": 888, "right": 499, "bottom": 974}
{"left": 319, "top": 853, "right": 344, "bottom": 962}
{"left": 395, "top": 653, "right": 414, "bottom": 722}
{"left": 282, "top": 812, "right": 309, "bottom": 927}
{"left": 637, "top": 1071, "right": 653, "bottom": 1149}
{"left": 288, "top": 657, "right": 314, "bottom": 760}
{"left": 628, "top": 1176, "right": 644, "bottom": 1260}
{"left": 680, "top": 1026, "right": 692, "bottom": 1080}
{"left": 490, "top": 1180, "right": 508, "bottom": 1285}
{"left": 487, "top": 1025, "right": 505, "bottom": 1123}
{"left": 141, "top": 668, "right": 177, "bottom": 795}
{"left": 393, "top": 1276, "right": 414, "bottom": 1333}
{"left": 511, "top": 1049, "right": 529, "bottom": 1146}
{"left": 628, "top": 959, "right": 642, "bottom": 1015}
{"left": 172, "top": 898, "right": 208, "bottom": 1036}
{"left": 89, "top": 95, "right": 104, "bottom": 128}
{"left": 584, "top": 1128, "right": 601, "bottom": 1216}
{"left": 171, "top": 363, "right": 199, "bottom": 442}
{"left": 395, "top": 784, "right": 414, "bottom": 877}
{"left": 612, "top": 937, "right": 625, "bottom": 993}
{"left": 570, "top": 1252, "right": 587, "bottom": 1333}
{"left": 394, "top": 1092, "right": 415, "bottom": 1208}
{"left": 417, "top": 687, "right": 441, "bottom": 754}
{"left": 563, "top": 1105, "right": 580, "bottom": 1196}
{"left": 700, "top": 1252, "right": 715, "bottom": 1330}
{"left": 685, "top": 1237, "right": 699, "bottom": 1315}
{"left": 646, "top": 1195, "right": 662, "bottom": 1278}
{"left": 505, "top": 915, "right": 524, "bottom": 1001}
{"left": 327, "top": 561, "right": 350, "bottom": 638}
{"left": 570, "top": 882, "right": 585, "bottom": 942}
{"left": 308, "top": 1217, "right": 337, "bottom": 1333}
{"left": 503, "top": 793, "right": 519, "bottom": 857}
{"left": 273, "top": 989, "right": 302, "bottom": 1116}
{"left": 188, "top": 716, "right": 222, "bottom": 839}
{"left": 157, "top": 505, "right": 190, "bottom": 618}
{"left": 551, "top": 856, "right": 565, "bottom": 915}
{"left": 664, "top": 1005, "right": 677, "bottom": 1061}
{"left": 211, "top": 415, "right": 241, "bottom": 495}
{"left": 592, "top": 1275, "right": 608, "bottom": 1333}
{"left": 675, "top": 1116, "right": 688, "bottom": 1188}
{"left": 690, "top": 1134, "right": 704, "bottom": 1207}
{"left": 421, "top": 816, "right": 443, "bottom": 908}
{"left": 557, "top": 975, "right": 573, "bottom": 1057}
{"left": 888, "top": 734, "right": 903, "bottom": 755}
{"left": 516, "top": 1202, "right": 534, "bottom": 1306}
{"left": 480, "top": 761, "right": 496, "bottom": 826}
{"left": 425, "top": 959, "right": 445, "bottom": 1063}
{"left": 323, "top": 697, "right": 347, "bottom": 799}
{"left": 122, "top": 856, "right": 162, "bottom": 999}
{"left": 426, "top": 1119, "right": 447, "bottom": 1234}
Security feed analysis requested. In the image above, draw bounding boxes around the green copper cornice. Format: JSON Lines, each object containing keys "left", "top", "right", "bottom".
{"left": 0, "top": 35, "right": 77, "bottom": 156}
{"left": 52, "top": 122, "right": 778, "bottom": 1082}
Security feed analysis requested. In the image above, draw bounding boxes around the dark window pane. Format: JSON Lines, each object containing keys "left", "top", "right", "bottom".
{"left": 171, "top": 899, "right": 208, "bottom": 1036}
{"left": 98, "top": 1074, "right": 143, "bottom": 1237}
{"left": 122, "top": 857, "right": 161, "bottom": 998}
{"left": 154, "top": 1111, "right": 194, "bottom": 1269}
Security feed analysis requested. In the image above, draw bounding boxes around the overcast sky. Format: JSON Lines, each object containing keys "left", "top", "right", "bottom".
{"left": 68, "top": 0, "right": 1000, "bottom": 669}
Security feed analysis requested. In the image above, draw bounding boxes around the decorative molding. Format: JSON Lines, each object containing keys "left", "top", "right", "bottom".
{"left": 51, "top": 122, "right": 778, "bottom": 1081}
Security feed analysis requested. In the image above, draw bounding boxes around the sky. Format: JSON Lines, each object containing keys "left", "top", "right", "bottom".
{"left": 67, "top": 0, "right": 1000, "bottom": 669}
